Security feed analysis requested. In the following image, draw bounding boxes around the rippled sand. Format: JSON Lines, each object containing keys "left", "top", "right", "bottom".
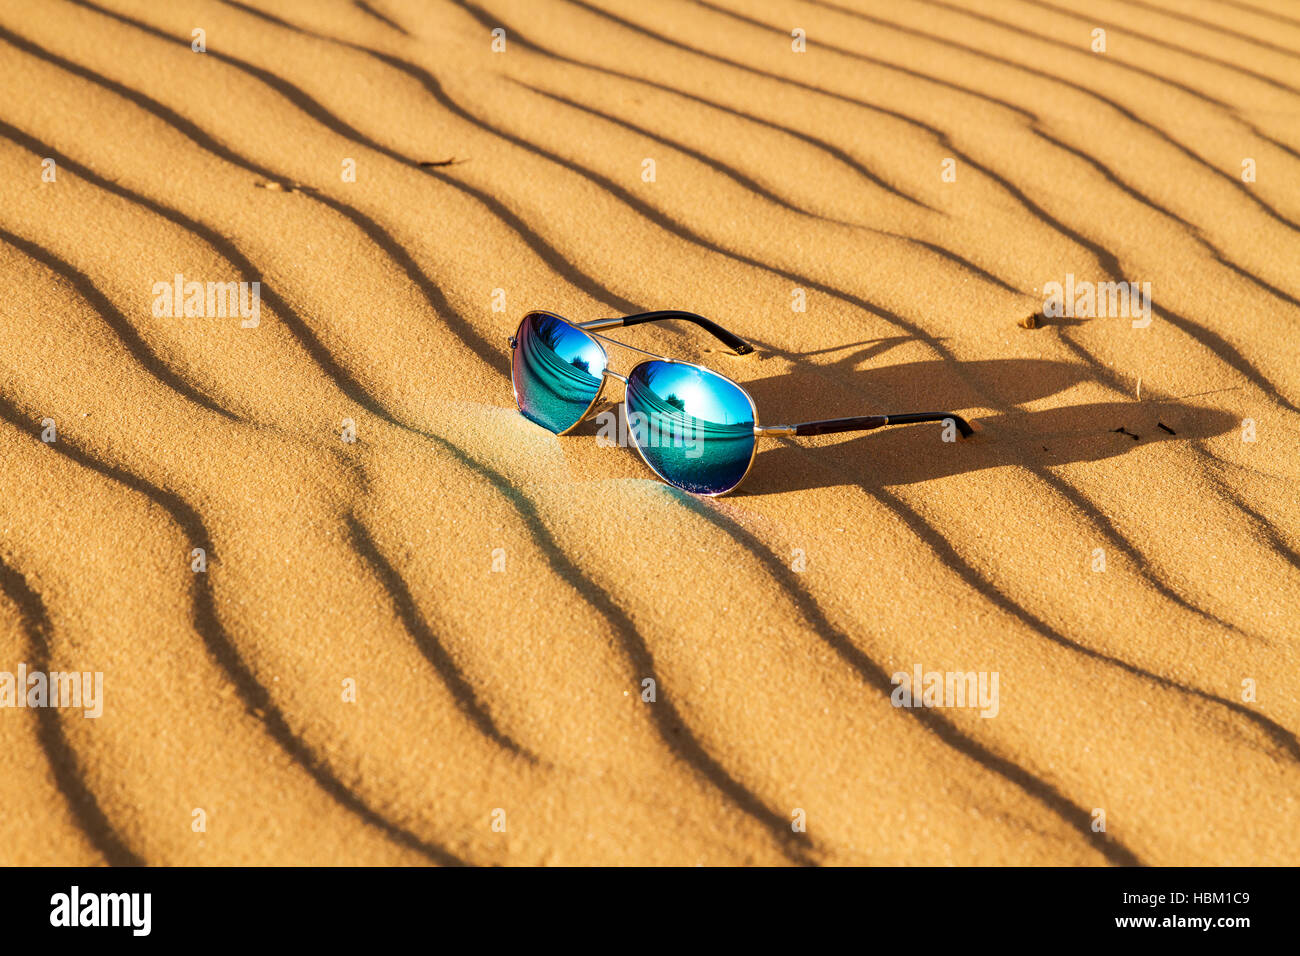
{"left": 2, "top": 0, "right": 1298, "bottom": 865}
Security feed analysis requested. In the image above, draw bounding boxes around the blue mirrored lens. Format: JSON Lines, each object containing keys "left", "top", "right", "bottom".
{"left": 513, "top": 313, "right": 606, "bottom": 433}
{"left": 625, "top": 361, "right": 756, "bottom": 495}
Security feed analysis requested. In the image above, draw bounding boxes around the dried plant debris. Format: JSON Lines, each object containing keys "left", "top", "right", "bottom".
{"left": 254, "top": 180, "right": 313, "bottom": 193}
{"left": 1112, "top": 426, "right": 1140, "bottom": 440}
{"left": 1157, "top": 422, "right": 1177, "bottom": 435}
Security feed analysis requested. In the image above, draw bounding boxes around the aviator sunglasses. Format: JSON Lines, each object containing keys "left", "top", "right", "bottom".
{"left": 509, "top": 310, "right": 975, "bottom": 496}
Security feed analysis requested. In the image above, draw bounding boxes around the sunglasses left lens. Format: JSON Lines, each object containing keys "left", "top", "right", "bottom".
{"left": 512, "top": 313, "right": 607, "bottom": 434}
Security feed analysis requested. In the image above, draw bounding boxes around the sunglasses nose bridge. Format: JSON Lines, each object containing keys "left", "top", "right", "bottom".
{"left": 601, "top": 368, "right": 628, "bottom": 385}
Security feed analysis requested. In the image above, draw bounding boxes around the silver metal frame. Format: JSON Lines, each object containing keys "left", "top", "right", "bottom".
{"left": 510, "top": 310, "right": 765, "bottom": 497}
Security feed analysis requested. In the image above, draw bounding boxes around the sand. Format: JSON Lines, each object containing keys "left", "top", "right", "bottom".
{"left": 0, "top": 0, "right": 1297, "bottom": 866}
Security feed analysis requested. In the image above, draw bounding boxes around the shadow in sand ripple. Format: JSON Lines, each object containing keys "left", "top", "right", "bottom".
{"left": 0, "top": 554, "right": 144, "bottom": 866}
{"left": 344, "top": 513, "right": 540, "bottom": 762}
{"left": 0, "top": 226, "right": 237, "bottom": 422}
{"left": 354, "top": 1, "right": 410, "bottom": 37}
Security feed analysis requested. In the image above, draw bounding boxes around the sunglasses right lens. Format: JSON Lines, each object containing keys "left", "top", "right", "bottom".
{"left": 511, "top": 313, "right": 606, "bottom": 434}
{"left": 625, "top": 360, "right": 756, "bottom": 495}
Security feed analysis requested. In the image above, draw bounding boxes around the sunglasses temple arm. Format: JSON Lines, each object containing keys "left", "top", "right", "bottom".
{"left": 577, "top": 311, "right": 755, "bottom": 356}
{"left": 779, "top": 412, "right": 976, "bottom": 438}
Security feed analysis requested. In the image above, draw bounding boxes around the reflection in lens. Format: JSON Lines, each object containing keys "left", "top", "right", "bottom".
{"left": 512, "top": 313, "right": 606, "bottom": 433}
{"left": 625, "top": 360, "right": 756, "bottom": 495}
